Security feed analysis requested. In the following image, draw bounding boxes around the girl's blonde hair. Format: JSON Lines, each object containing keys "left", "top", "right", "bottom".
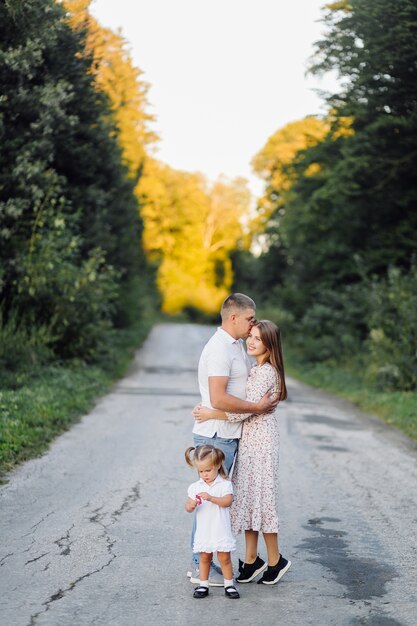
{"left": 185, "top": 445, "right": 227, "bottom": 478}
{"left": 254, "top": 320, "right": 288, "bottom": 401}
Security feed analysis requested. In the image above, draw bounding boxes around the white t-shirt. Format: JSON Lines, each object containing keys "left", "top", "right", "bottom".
{"left": 193, "top": 328, "right": 252, "bottom": 439}
{"left": 188, "top": 474, "right": 236, "bottom": 553}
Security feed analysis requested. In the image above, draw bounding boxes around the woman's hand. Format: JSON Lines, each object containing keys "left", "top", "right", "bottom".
{"left": 193, "top": 405, "right": 217, "bottom": 423}
{"left": 192, "top": 404, "right": 201, "bottom": 419}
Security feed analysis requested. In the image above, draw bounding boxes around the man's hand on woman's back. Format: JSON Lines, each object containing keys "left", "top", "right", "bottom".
{"left": 256, "top": 391, "right": 278, "bottom": 414}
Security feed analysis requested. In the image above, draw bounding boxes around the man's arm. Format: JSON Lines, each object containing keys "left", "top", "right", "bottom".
{"left": 209, "top": 376, "right": 277, "bottom": 414}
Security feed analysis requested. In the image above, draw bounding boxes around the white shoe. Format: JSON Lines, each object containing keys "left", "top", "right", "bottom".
{"left": 188, "top": 565, "right": 224, "bottom": 586}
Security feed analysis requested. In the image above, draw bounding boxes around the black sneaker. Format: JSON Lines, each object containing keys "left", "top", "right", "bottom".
{"left": 236, "top": 556, "right": 267, "bottom": 583}
{"left": 257, "top": 555, "right": 291, "bottom": 585}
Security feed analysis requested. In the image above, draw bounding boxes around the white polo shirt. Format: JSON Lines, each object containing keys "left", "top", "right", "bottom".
{"left": 193, "top": 328, "right": 252, "bottom": 439}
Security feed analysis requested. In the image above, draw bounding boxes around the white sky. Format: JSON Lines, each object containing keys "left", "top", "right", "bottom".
{"left": 90, "top": 0, "right": 336, "bottom": 197}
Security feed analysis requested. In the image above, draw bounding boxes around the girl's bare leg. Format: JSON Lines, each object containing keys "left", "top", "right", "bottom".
{"left": 263, "top": 532, "right": 279, "bottom": 566}
{"left": 217, "top": 551, "right": 233, "bottom": 580}
{"left": 244, "top": 530, "right": 259, "bottom": 563}
{"left": 199, "top": 552, "right": 212, "bottom": 583}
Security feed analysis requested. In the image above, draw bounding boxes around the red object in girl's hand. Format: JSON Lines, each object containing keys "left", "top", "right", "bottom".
{"left": 196, "top": 495, "right": 202, "bottom": 505}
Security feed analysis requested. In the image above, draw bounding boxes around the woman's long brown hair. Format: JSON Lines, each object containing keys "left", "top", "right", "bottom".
{"left": 254, "top": 320, "right": 287, "bottom": 401}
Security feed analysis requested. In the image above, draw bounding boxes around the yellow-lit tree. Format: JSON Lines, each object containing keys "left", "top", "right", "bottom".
{"left": 63, "top": 0, "right": 157, "bottom": 179}
{"left": 251, "top": 116, "right": 330, "bottom": 235}
{"left": 64, "top": 1, "right": 251, "bottom": 314}
{"left": 138, "top": 160, "right": 251, "bottom": 314}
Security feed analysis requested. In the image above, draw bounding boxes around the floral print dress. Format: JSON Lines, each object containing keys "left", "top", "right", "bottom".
{"left": 228, "top": 362, "right": 281, "bottom": 534}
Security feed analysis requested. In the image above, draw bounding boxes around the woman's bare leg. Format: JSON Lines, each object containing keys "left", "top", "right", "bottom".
{"left": 263, "top": 532, "right": 279, "bottom": 566}
{"left": 244, "top": 530, "right": 259, "bottom": 563}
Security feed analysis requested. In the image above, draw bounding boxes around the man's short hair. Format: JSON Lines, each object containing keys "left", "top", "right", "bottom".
{"left": 221, "top": 293, "right": 256, "bottom": 320}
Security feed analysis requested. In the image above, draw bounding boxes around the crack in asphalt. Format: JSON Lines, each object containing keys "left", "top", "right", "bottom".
{"left": 28, "top": 546, "right": 116, "bottom": 626}
{"left": 22, "top": 538, "right": 36, "bottom": 553}
{"left": 0, "top": 552, "right": 14, "bottom": 567}
{"left": 89, "top": 505, "right": 105, "bottom": 525}
{"left": 25, "top": 552, "right": 49, "bottom": 566}
{"left": 54, "top": 524, "right": 75, "bottom": 556}
{"left": 29, "top": 512, "right": 54, "bottom": 532}
{"left": 18, "top": 514, "right": 55, "bottom": 561}
{"left": 110, "top": 481, "right": 141, "bottom": 523}
{"left": 27, "top": 483, "right": 142, "bottom": 624}
{"left": 21, "top": 512, "right": 55, "bottom": 538}
{"left": 88, "top": 482, "right": 141, "bottom": 527}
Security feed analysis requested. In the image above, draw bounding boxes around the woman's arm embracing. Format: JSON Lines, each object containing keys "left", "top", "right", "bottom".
{"left": 227, "top": 364, "right": 279, "bottom": 422}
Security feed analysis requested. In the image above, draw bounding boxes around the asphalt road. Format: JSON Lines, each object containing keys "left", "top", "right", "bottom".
{"left": 1, "top": 324, "right": 417, "bottom": 626}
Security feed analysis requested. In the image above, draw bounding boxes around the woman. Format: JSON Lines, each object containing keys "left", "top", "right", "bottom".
{"left": 194, "top": 320, "right": 291, "bottom": 585}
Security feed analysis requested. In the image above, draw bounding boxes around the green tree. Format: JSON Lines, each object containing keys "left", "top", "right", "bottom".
{"left": 306, "top": 0, "right": 417, "bottom": 275}
{"left": 265, "top": 0, "right": 417, "bottom": 306}
{"left": 64, "top": 0, "right": 157, "bottom": 180}
{"left": 240, "top": 0, "right": 417, "bottom": 386}
{"left": 0, "top": 0, "right": 152, "bottom": 359}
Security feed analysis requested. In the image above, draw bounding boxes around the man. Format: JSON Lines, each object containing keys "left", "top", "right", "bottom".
{"left": 189, "top": 293, "right": 277, "bottom": 585}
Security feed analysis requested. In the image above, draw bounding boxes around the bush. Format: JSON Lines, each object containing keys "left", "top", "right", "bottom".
{"left": 292, "top": 284, "right": 368, "bottom": 362}
{"left": 366, "top": 265, "right": 417, "bottom": 391}
{"left": 10, "top": 200, "right": 120, "bottom": 360}
{"left": 0, "top": 313, "right": 54, "bottom": 388}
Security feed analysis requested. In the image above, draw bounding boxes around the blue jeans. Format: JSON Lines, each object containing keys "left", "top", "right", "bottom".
{"left": 191, "top": 434, "right": 239, "bottom": 568}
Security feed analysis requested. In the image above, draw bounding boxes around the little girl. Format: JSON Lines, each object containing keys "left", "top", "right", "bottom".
{"left": 185, "top": 445, "right": 240, "bottom": 599}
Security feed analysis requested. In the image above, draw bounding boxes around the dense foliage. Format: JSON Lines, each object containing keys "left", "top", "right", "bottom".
{"left": 138, "top": 159, "right": 251, "bottom": 314}
{"left": 234, "top": 0, "right": 417, "bottom": 391}
{"left": 0, "top": 0, "right": 156, "bottom": 379}
{"left": 65, "top": 0, "right": 250, "bottom": 316}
